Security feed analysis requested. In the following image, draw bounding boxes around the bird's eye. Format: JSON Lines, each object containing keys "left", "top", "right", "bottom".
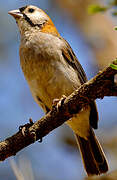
{"left": 28, "top": 8, "right": 34, "bottom": 13}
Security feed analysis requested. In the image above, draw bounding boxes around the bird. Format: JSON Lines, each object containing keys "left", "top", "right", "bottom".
{"left": 8, "top": 5, "right": 108, "bottom": 176}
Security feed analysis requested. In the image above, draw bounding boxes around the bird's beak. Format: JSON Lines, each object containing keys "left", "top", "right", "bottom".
{"left": 8, "top": 9, "right": 23, "bottom": 19}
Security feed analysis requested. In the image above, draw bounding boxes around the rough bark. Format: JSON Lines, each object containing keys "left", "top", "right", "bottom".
{"left": 0, "top": 60, "right": 117, "bottom": 161}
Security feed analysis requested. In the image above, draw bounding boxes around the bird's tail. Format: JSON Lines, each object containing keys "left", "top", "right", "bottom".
{"left": 75, "top": 128, "right": 108, "bottom": 176}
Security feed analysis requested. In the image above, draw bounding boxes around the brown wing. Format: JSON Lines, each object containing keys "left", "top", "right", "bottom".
{"left": 61, "top": 37, "right": 98, "bottom": 129}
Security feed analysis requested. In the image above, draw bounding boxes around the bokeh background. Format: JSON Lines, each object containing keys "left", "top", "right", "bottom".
{"left": 0, "top": 0, "right": 117, "bottom": 179}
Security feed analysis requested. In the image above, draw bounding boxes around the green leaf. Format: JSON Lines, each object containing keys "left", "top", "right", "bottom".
{"left": 114, "top": 58, "right": 117, "bottom": 64}
{"left": 88, "top": 4, "right": 107, "bottom": 14}
{"left": 114, "top": 26, "right": 117, "bottom": 30}
{"left": 110, "top": 59, "right": 117, "bottom": 70}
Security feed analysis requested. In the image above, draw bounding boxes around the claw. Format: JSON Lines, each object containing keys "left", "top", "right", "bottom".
{"left": 38, "top": 137, "right": 43, "bottom": 143}
{"left": 52, "top": 95, "right": 66, "bottom": 110}
{"left": 57, "top": 95, "right": 66, "bottom": 109}
{"left": 29, "top": 118, "right": 34, "bottom": 125}
{"left": 19, "top": 118, "right": 34, "bottom": 136}
{"left": 52, "top": 98, "right": 60, "bottom": 107}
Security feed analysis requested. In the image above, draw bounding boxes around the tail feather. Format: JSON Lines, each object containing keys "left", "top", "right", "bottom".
{"left": 75, "top": 129, "right": 108, "bottom": 176}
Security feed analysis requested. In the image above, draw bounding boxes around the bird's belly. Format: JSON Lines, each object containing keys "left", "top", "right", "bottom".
{"left": 66, "top": 106, "right": 90, "bottom": 139}
{"left": 28, "top": 61, "right": 80, "bottom": 109}
{"left": 23, "top": 59, "right": 90, "bottom": 138}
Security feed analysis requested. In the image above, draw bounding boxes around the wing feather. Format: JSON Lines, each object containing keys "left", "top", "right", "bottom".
{"left": 61, "top": 38, "right": 98, "bottom": 129}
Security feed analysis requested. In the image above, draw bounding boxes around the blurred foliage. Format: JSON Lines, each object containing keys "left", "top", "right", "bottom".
{"left": 88, "top": 0, "right": 117, "bottom": 16}
{"left": 88, "top": 4, "right": 107, "bottom": 14}
{"left": 10, "top": 157, "right": 34, "bottom": 180}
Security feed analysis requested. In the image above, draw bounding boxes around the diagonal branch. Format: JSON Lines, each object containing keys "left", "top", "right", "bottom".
{"left": 0, "top": 60, "right": 117, "bottom": 161}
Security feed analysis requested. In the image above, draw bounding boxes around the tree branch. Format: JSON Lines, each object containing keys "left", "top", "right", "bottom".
{"left": 0, "top": 60, "right": 117, "bottom": 161}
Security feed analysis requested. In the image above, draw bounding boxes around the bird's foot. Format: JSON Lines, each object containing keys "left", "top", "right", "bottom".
{"left": 19, "top": 118, "right": 34, "bottom": 136}
{"left": 19, "top": 118, "right": 43, "bottom": 142}
{"left": 52, "top": 95, "right": 66, "bottom": 110}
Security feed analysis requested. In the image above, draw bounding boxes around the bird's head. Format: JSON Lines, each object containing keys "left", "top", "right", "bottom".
{"left": 8, "top": 5, "right": 59, "bottom": 36}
